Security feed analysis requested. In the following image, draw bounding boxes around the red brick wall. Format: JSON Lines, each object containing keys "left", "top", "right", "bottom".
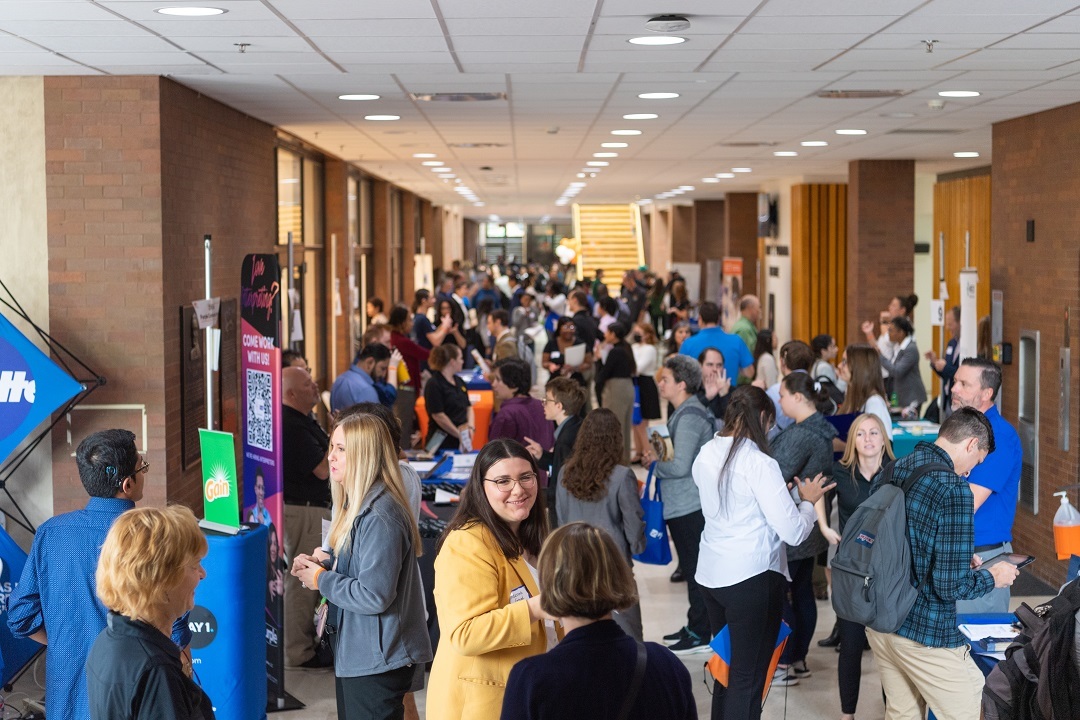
{"left": 45, "top": 76, "right": 166, "bottom": 514}
{"left": 992, "top": 102, "right": 1080, "bottom": 585}
{"left": 846, "top": 160, "right": 914, "bottom": 343}
{"left": 158, "top": 78, "right": 276, "bottom": 510}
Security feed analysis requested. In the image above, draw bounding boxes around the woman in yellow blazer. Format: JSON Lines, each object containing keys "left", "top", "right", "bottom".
{"left": 428, "top": 438, "right": 561, "bottom": 720}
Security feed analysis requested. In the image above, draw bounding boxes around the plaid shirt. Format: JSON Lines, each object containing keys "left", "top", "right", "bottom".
{"left": 871, "top": 441, "right": 995, "bottom": 648}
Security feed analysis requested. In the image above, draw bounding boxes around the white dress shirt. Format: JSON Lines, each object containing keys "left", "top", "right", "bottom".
{"left": 693, "top": 435, "right": 814, "bottom": 588}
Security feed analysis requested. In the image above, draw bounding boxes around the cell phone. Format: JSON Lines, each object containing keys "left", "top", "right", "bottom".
{"left": 986, "top": 553, "right": 1035, "bottom": 569}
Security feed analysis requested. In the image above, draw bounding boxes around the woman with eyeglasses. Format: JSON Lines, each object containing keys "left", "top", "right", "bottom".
{"left": 428, "top": 439, "right": 561, "bottom": 720}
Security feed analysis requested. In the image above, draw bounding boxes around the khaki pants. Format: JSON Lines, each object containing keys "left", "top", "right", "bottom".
{"left": 866, "top": 628, "right": 984, "bottom": 720}
{"left": 283, "top": 503, "right": 331, "bottom": 666}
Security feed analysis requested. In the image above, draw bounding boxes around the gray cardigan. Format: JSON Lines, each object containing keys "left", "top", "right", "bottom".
{"left": 322, "top": 484, "right": 433, "bottom": 677}
{"left": 655, "top": 395, "right": 715, "bottom": 520}
{"left": 556, "top": 464, "right": 645, "bottom": 559}
{"left": 771, "top": 412, "right": 837, "bottom": 562}
{"left": 879, "top": 339, "right": 927, "bottom": 409}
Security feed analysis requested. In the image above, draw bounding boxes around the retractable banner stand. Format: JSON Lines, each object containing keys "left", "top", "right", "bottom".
{"left": 958, "top": 268, "right": 979, "bottom": 362}
{"left": 720, "top": 257, "right": 744, "bottom": 332}
{"left": 239, "top": 255, "right": 294, "bottom": 711}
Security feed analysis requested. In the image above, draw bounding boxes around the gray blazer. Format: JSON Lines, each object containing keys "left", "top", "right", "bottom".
{"left": 879, "top": 339, "right": 927, "bottom": 409}
{"left": 322, "top": 485, "right": 433, "bottom": 677}
{"left": 556, "top": 464, "right": 645, "bottom": 559}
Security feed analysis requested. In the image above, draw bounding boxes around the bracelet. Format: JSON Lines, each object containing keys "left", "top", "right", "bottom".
{"left": 313, "top": 567, "right": 325, "bottom": 590}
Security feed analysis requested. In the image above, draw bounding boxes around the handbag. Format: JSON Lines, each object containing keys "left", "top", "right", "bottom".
{"left": 633, "top": 462, "right": 672, "bottom": 566}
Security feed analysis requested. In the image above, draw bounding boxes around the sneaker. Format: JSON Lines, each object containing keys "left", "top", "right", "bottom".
{"left": 663, "top": 627, "right": 689, "bottom": 645}
{"left": 668, "top": 631, "right": 711, "bottom": 655}
{"left": 790, "top": 660, "right": 811, "bottom": 678}
{"left": 772, "top": 666, "right": 800, "bottom": 687}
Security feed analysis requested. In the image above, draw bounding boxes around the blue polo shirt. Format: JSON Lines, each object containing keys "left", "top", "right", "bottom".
{"left": 330, "top": 364, "right": 379, "bottom": 412}
{"left": 968, "top": 404, "right": 1023, "bottom": 546}
{"left": 678, "top": 326, "right": 753, "bottom": 381}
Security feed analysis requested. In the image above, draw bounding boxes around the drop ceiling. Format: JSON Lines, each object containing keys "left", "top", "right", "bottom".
{"left": 3, "top": 0, "right": 1080, "bottom": 219}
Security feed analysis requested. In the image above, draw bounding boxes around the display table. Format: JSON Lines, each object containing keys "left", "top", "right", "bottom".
{"left": 192, "top": 524, "right": 267, "bottom": 720}
{"left": 415, "top": 390, "right": 494, "bottom": 447}
{"left": 891, "top": 421, "right": 940, "bottom": 457}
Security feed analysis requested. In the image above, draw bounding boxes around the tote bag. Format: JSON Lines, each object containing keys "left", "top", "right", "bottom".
{"left": 633, "top": 462, "right": 672, "bottom": 565}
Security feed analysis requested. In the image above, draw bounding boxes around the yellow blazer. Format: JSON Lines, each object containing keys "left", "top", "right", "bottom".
{"left": 427, "top": 522, "right": 562, "bottom": 720}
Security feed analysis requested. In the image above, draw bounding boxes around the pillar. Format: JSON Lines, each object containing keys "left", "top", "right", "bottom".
{"left": 724, "top": 192, "right": 760, "bottom": 296}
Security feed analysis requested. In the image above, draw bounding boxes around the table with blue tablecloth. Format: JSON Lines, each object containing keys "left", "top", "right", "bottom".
{"left": 891, "top": 421, "right": 940, "bottom": 457}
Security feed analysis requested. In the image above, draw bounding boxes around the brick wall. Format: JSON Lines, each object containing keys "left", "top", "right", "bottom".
{"left": 847, "top": 160, "right": 914, "bottom": 343}
{"left": 992, "top": 102, "right": 1080, "bottom": 585}
{"left": 45, "top": 76, "right": 166, "bottom": 514}
{"left": 158, "top": 78, "right": 276, "bottom": 510}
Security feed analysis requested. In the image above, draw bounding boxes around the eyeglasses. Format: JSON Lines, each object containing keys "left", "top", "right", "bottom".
{"left": 540, "top": 397, "right": 557, "bottom": 405}
{"left": 133, "top": 459, "right": 150, "bottom": 475}
{"left": 484, "top": 472, "right": 538, "bottom": 493}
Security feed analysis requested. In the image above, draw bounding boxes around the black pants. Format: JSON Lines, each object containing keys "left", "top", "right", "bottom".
{"left": 837, "top": 618, "right": 868, "bottom": 714}
{"left": 335, "top": 665, "right": 414, "bottom": 720}
{"left": 666, "top": 510, "right": 709, "bottom": 637}
{"left": 702, "top": 571, "right": 786, "bottom": 720}
{"left": 779, "top": 557, "right": 817, "bottom": 665}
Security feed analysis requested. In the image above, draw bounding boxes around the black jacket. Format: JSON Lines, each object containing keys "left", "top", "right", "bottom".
{"left": 541, "top": 414, "right": 581, "bottom": 496}
{"left": 87, "top": 612, "right": 214, "bottom": 720}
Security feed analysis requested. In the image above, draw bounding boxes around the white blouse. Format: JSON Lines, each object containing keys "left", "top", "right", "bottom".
{"left": 632, "top": 343, "right": 658, "bottom": 376}
{"left": 693, "top": 436, "right": 814, "bottom": 589}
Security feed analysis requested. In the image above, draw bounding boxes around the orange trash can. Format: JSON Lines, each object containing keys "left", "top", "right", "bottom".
{"left": 414, "top": 390, "right": 494, "bottom": 449}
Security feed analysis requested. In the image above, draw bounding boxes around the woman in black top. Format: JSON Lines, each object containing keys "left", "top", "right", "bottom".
{"left": 596, "top": 322, "right": 636, "bottom": 465}
{"left": 830, "top": 412, "right": 894, "bottom": 720}
{"left": 436, "top": 299, "right": 468, "bottom": 350}
{"left": 88, "top": 505, "right": 214, "bottom": 720}
{"left": 423, "top": 344, "right": 474, "bottom": 452}
{"left": 542, "top": 316, "right": 593, "bottom": 388}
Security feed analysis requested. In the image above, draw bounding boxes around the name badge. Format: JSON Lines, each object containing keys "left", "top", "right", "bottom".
{"left": 509, "top": 585, "right": 531, "bottom": 604}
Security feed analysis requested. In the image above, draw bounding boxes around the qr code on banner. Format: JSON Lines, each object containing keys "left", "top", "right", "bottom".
{"left": 246, "top": 369, "right": 274, "bottom": 452}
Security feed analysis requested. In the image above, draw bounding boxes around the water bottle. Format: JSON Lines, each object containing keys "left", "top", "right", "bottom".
{"left": 890, "top": 392, "right": 899, "bottom": 408}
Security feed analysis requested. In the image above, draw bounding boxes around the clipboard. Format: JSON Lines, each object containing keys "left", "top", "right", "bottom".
{"left": 563, "top": 343, "right": 586, "bottom": 367}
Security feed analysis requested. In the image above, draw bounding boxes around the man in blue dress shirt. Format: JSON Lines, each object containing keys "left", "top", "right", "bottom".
{"left": 950, "top": 357, "right": 1024, "bottom": 614}
{"left": 8, "top": 429, "right": 190, "bottom": 720}
{"left": 329, "top": 343, "right": 389, "bottom": 413}
{"left": 677, "top": 301, "right": 754, "bottom": 384}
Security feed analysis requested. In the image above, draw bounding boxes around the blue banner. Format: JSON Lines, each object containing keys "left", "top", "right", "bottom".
{"left": 0, "top": 525, "right": 41, "bottom": 684}
{"left": 0, "top": 313, "right": 83, "bottom": 465}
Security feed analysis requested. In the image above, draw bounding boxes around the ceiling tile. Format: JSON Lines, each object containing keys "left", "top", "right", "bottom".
{"left": 438, "top": 0, "right": 594, "bottom": 19}
{"left": 445, "top": 17, "right": 584, "bottom": 35}
{"left": 297, "top": 18, "right": 444, "bottom": 36}
{"left": 268, "top": 0, "right": 436, "bottom": 20}
{"left": 741, "top": 15, "right": 900, "bottom": 34}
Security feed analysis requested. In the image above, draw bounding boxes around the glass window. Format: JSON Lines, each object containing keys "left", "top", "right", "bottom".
{"left": 277, "top": 149, "right": 301, "bottom": 245}
{"left": 359, "top": 177, "right": 373, "bottom": 249}
{"left": 303, "top": 158, "right": 324, "bottom": 247}
{"left": 347, "top": 176, "right": 358, "bottom": 246}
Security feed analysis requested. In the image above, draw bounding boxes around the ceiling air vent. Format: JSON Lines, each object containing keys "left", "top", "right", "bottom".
{"left": 448, "top": 142, "right": 508, "bottom": 149}
{"left": 717, "top": 141, "right": 778, "bottom": 148}
{"left": 410, "top": 92, "right": 507, "bottom": 102}
{"left": 816, "top": 89, "right": 911, "bottom": 99}
{"left": 887, "top": 128, "right": 964, "bottom": 135}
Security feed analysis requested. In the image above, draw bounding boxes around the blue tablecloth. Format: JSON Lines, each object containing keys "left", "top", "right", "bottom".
{"left": 456, "top": 370, "right": 491, "bottom": 390}
{"left": 891, "top": 423, "right": 940, "bottom": 457}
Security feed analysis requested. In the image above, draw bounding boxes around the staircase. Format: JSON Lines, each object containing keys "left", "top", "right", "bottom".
{"left": 572, "top": 203, "right": 645, "bottom": 283}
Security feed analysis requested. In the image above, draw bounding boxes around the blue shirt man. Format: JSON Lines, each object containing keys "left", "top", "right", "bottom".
{"left": 950, "top": 358, "right": 1023, "bottom": 613}
{"left": 8, "top": 429, "right": 190, "bottom": 720}
{"left": 329, "top": 343, "right": 390, "bottom": 413}
{"left": 676, "top": 302, "right": 753, "bottom": 383}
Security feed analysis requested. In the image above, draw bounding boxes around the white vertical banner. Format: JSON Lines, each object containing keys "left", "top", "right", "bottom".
{"left": 958, "top": 268, "right": 979, "bottom": 361}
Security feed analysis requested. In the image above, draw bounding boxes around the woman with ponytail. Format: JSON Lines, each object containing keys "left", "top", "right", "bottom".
{"left": 692, "top": 386, "right": 834, "bottom": 720}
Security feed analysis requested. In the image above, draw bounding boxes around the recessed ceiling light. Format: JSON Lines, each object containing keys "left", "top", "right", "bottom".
{"left": 628, "top": 36, "right": 687, "bottom": 45}
{"left": 623, "top": 113, "right": 658, "bottom": 120}
{"left": 939, "top": 90, "right": 980, "bottom": 98}
{"left": 432, "top": 167, "right": 452, "bottom": 172}
{"left": 365, "top": 115, "right": 400, "bottom": 121}
{"left": 338, "top": 94, "right": 380, "bottom": 101}
{"left": 835, "top": 129, "right": 867, "bottom": 135}
{"left": 801, "top": 140, "right": 828, "bottom": 147}
{"left": 731, "top": 167, "right": 752, "bottom": 173}
{"left": 638, "top": 92, "right": 680, "bottom": 100}
{"left": 953, "top": 151, "right": 980, "bottom": 158}
{"left": 155, "top": 6, "right": 226, "bottom": 16}
{"left": 716, "top": 173, "right": 736, "bottom": 179}
{"left": 702, "top": 178, "right": 720, "bottom": 183}
{"left": 577, "top": 173, "right": 586, "bottom": 178}
{"left": 593, "top": 152, "right": 618, "bottom": 158}
{"left": 678, "top": 185, "right": 694, "bottom": 191}
{"left": 611, "top": 130, "right": 642, "bottom": 136}
{"left": 774, "top": 151, "right": 798, "bottom": 157}
{"left": 601, "top": 142, "right": 629, "bottom": 148}
{"left": 413, "top": 153, "right": 436, "bottom": 158}
{"left": 421, "top": 161, "right": 444, "bottom": 166}
{"left": 587, "top": 161, "right": 609, "bottom": 167}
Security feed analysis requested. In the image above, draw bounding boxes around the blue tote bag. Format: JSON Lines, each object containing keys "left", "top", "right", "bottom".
{"left": 633, "top": 462, "right": 672, "bottom": 565}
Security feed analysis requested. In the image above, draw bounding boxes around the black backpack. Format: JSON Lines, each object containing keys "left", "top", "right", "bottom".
{"left": 815, "top": 375, "right": 845, "bottom": 415}
{"left": 982, "top": 578, "right": 1080, "bottom": 720}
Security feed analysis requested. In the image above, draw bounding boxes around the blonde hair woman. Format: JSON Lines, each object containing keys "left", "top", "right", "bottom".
{"left": 87, "top": 505, "right": 212, "bottom": 719}
{"left": 292, "top": 414, "right": 431, "bottom": 720}
{"left": 500, "top": 523, "right": 694, "bottom": 719}
{"left": 831, "top": 413, "right": 895, "bottom": 720}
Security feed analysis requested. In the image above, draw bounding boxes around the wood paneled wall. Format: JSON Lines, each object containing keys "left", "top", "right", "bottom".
{"left": 932, "top": 172, "right": 991, "bottom": 354}
{"left": 791, "top": 183, "right": 848, "bottom": 349}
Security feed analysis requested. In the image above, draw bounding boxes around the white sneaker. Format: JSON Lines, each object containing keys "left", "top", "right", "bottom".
{"left": 772, "top": 666, "right": 799, "bottom": 687}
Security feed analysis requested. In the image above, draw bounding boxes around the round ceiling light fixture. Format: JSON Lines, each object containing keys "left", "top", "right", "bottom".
{"left": 645, "top": 14, "right": 691, "bottom": 32}
{"left": 155, "top": 6, "right": 226, "bottom": 15}
{"left": 628, "top": 36, "right": 686, "bottom": 45}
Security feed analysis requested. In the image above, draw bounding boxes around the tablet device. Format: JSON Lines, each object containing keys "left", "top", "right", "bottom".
{"left": 986, "top": 553, "right": 1035, "bottom": 569}
{"left": 425, "top": 429, "right": 448, "bottom": 455}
